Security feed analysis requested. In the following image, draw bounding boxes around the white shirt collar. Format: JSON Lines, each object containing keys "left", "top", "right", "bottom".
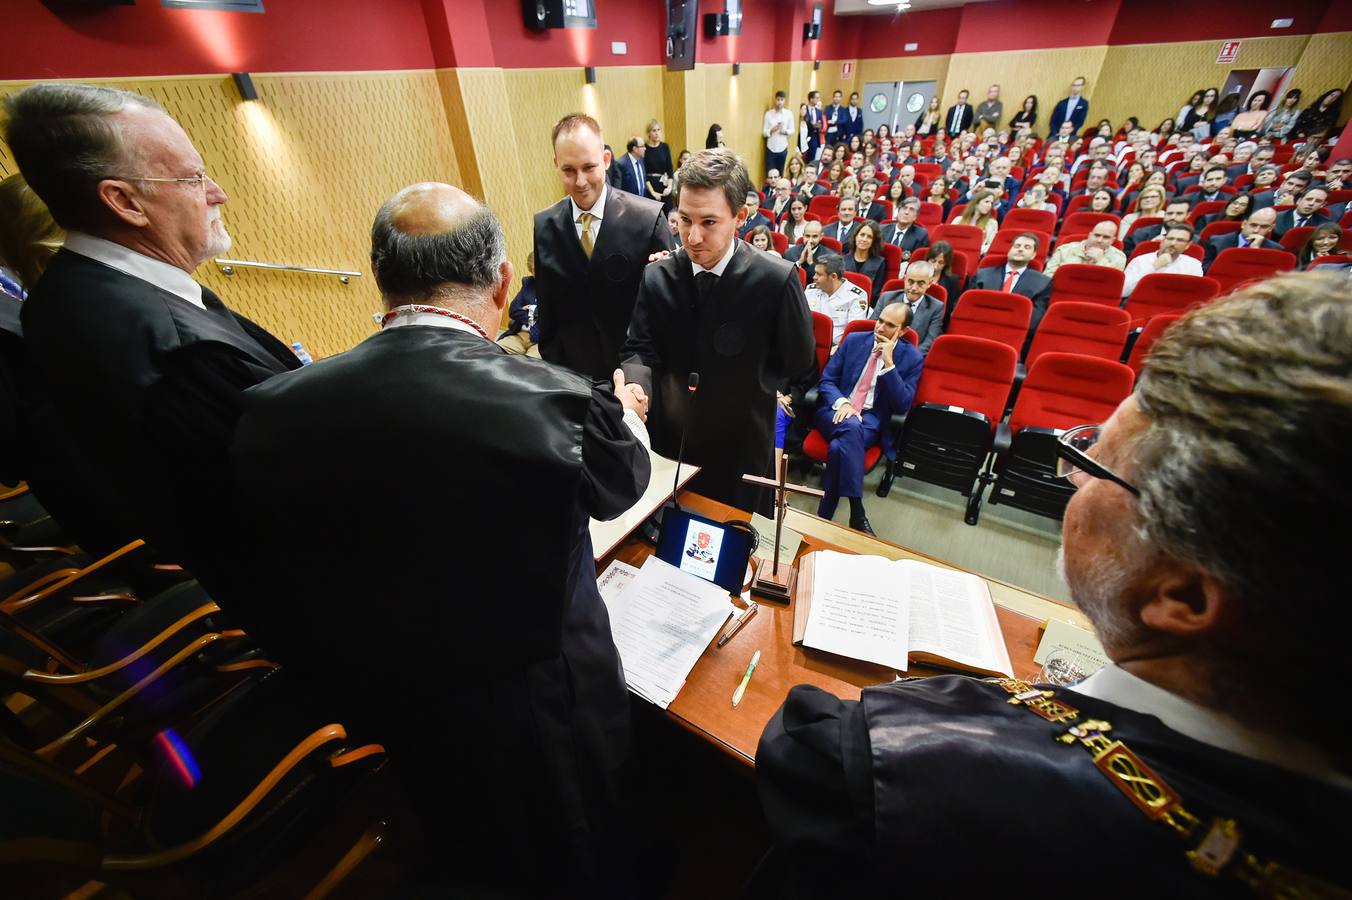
{"left": 1073, "top": 664, "right": 1350, "bottom": 787}
{"left": 571, "top": 182, "right": 609, "bottom": 225}
{"left": 381, "top": 305, "right": 483, "bottom": 337}
{"left": 63, "top": 231, "right": 205, "bottom": 310}
{"left": 691, "top": 238, "right": 738, "bottom": 277}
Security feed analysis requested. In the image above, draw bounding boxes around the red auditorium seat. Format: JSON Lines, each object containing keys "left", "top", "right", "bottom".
{"left": 915, "top": 203, "right": 943, "bottom": 228}
{"left": 1197, "top": 220, "right": 1243, "bottom": 244}
{"left": 842, "top": 318, "right": 876, "bottom": 340}
{"left": 1126, "top": 313, "right": 1183, "bottom": 377}
{"left": 1049, "top": 263, "right": 1126, "bottom": 306}
{"left": 1124, "top": 216, "right": 1163, "bottom": 239}
{"left": 811, "top": 311, "right": 833, "bottom": 373}
{"left": 985, "top": 353, "right": 1136, "bottom": 520}
{"left": 820, "top": 236, "right": 844, "bottom": 253}
{"left": 1278, "top": 225, "right": 1315, "bottom": 253}
{"left": 947, "top": 290, "right": 1032, "bottom": 355}
{"left": 797, "top": 267, "right": 808, "bottom": 288}
{"left": 880, "top": 243, "right": 902, "bottom": 280}
{"left": 1123, "top": 273, "right": 1219, "bottom": 325}
{"left": 808, "top": 195, "right": 840, "bottom": 219}
{"left": 770, "top": 231, "right": 789, "bottom": 255}
{"left": 1061, "top": 211, "right": 1121, "bottom": 235}
{"left": 1025, "top": 301, "right": 1130, "bottom": 369}
{"left": 842, "top": 271, "right": 873, "bottom": 295}
{"left": 876, "top": 335, "right": 1018, "bottom": 525}
{"left": 986, "top": 229, "right": 1052, "bottom": 264}
{"left": 1308, "top": 254, "right": 1351, "bottom": 269}
{"left": 931, "top": 223, "right": 985, "bottom": 273}
{"left": 1207, "top": 247, "right": 1298, "bottom": 294}
{"left": 1187, "top": 200, "right": 1228, "bottom": 224}
{"left": 1000, "top": 208, "right": 1057, "bottom": 235}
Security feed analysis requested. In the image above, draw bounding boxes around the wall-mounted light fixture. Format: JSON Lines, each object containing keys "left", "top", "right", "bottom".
{"left": 231, "top": 72, "right": 259, "bottom": 102}
{"left": 732, "top": 62, "right": 741, "bottom": 76}
{"left": 813, "top": 60, "right": 821, "bottom": 71}
{"left": 584, "top": 66, "right": 597, "bottom": 84}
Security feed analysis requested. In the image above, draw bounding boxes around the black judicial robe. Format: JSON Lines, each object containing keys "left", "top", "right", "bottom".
{"left": 228, "top": 325, "right": 650, "bottom": 896}
{"left": 622, "top": 242, "right": 814, "bottom": 512}
{"left": 18, "top": 249, "right": 299, "bottom": 565}
{"left": 756, "top": 676, "right": 1350, "bottom": 898}
{"left": 534, "top": 187, "right": 673, "bottom": 381}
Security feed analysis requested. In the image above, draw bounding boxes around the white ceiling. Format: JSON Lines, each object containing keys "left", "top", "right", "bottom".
{"left": 832, "top": 0, "right": 997, "bottom": 14}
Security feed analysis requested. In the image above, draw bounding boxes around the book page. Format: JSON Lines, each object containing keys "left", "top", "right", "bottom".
{"left": 801, "top": 551, "right": 909, "bottom": 671}
{"left": 604, "top": 557, "right": 736, "bottom": 709}
{"left": 902, "top": 561, "right": 1013, "bottom": 677}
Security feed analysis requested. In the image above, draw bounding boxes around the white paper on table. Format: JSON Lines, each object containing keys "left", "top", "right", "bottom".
{"left": 750, "top": 512, "right": 803, "bottom": 566}
{"left": 802, "top": 550, "right": 909, "bottom": 670}
{"left": 1033, "top": 618, "right": 1110, "bottom": 673}
{"left": 596, "top": 560, "right": 639, "bottom": 609}
{"left": 603, "top": 556, "right": 736, "bottom": 709}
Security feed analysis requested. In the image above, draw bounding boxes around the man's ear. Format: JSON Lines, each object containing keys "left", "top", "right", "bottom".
{"left": 735, "top": 205, "right": 750, "bottom": 227}
{"left": 97, "top": 179, "right": 150, "bottom": 228}
{"left": 1138, "top": 567, "right": 1239, "bottom": 639}
{"left": 492, "top": 260, "right": 514, "bottom": 312}
{"left": 603, "top": 147, "right": 613, "bottom": 169}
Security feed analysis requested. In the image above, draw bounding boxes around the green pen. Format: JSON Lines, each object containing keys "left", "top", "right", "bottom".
{"left": 732, "top": 649, "right": 762, "bottom": 708}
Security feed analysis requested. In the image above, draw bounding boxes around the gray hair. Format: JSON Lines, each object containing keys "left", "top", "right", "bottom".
{"left": 370, "top": 198, "right": 507, "bottom": 304}
{"left": 1133, "top": 271, "right": 1352, "bottom": 735}
{"left": 899, "top": 197, "right": 921, "bottom": 211}
{"left": 673, "top": 148, "right": 754, "bottom": 217}
{"left": 2, "top": 83, "right": 162, "bottom": 231}
{"left": 816, "top": 253, "right": 845, "bottom": 278}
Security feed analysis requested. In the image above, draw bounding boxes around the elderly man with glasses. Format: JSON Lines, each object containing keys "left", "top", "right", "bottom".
{"left": 3, "top": 83, "right": 299, "bottom": 585}
{"left": 753, "top": 270, "right": 1352, "bottom": 897}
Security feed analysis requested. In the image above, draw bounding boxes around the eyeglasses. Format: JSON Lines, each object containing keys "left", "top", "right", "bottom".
{"left": 1054, "top": 424, "right": 1139, "bottom": 496}
{"left": 115, "top": 172, "right": 215, "bottom": 190}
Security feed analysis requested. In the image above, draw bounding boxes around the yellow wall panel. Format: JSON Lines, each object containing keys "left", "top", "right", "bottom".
{"left": 942, "top": 47, "right": 1109, "bottom": 133}
{"left": 0, "top": 70, "right": 460, "bottom": 358}
{"left": 1287, "top": 32, "right": 1352, "bottom": 111}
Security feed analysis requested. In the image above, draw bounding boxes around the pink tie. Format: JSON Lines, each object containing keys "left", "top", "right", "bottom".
{"left": 850, "top": 349, "right": 882, "bottom": 410}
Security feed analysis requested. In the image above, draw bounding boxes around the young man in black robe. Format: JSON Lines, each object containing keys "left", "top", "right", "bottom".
{"left": 755, "top": 271, "right": 1352, "bottom": 897}
{"left": 229, "top": 183, "right": 651, "bottom": 897}
{"left": 2, "top": 84, "right": 299, "bottom": 572}
{"left": 621, "top": 148, "right": 814, "bottom": 513}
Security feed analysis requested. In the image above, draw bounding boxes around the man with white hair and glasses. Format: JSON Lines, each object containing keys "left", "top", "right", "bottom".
{"left": 754, "top": 270, "right": 1352, "bottom": 897}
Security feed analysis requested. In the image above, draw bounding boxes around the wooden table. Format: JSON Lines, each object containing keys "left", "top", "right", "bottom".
{"left": 602, "top": 492, "right": 1089, "bottom": 767}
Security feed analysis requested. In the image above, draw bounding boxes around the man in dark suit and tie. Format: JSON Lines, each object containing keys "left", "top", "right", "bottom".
{"left": 1272, "top": 186, "right": 1329, "bottom": 238}
{"left": 824, "top": 90, "right": 846, "bottom": 144}
{"left": 534, "top": 114, "right": 673, "bottom": 381}
{"left": 618, "top": 136, "right": 648, "bottom": 197}
{"left": 806, "top": 90, "right": 825, "bottom": 161}
{"left": 964, "top": 232, "right": 1054, "bottom": 338}
{"left": 2, "top": 83, "right": 300, "bottom": 580}
{"left": 737, "top": 189, "right": 773, "bottom": 239}
{"left": 845, "top": 91, "right": 865, "bottom": 139}
{"left": 813, "top": 301, "right": 923, "bottom": 535}
{"left": 857, "top": 180, "right": 888, "bottom": 224}
{"left": 231, "top": 183, "right": 652, "bottom": 897}
{"left": 1048, "top": 76, "right": 1090, "bottom": 136}
{"left": 1203, "top": 207, "right": 1279, "bottom": 271}
{"left": 827, "top": 197, "right": 861, "bottom": 247}
{"left": 622, "top": 148, "right": 814, "bottom": 513}
{"left": 881, "top": 198, "right": 929, "bottom": 261}
{"left": 1188, "top": 166, "right": 1230, "bottom": 208}
{"left": 870, "top": 259, "right": 944, "bottom": 354}
{"left": 1124, "top": 198, "right": 1192, "bottom": 257}
{"left": 945, "top": 89, "right": 975, "bottom": 136}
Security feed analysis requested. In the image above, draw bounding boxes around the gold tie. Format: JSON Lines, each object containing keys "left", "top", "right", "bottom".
{"left": 580, "top": 212, "right": 595, "bottom": 258}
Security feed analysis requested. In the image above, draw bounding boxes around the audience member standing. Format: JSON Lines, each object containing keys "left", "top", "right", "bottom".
{"left": 1048, "top": 76, "right": 1090, "bottom": 136}
{"left": 643, "top": 118, "right": 674, "bottom": 210}
{"left": 1261, "top": 89, "right": 1302, "bottom": 139}
{"left": 618, "top": 137, "right": 648, "bottom": 197}
{"left": 974, "top": 85, "right": 1004, "bottom": 132}
{"left": 534, "top": 114, "right": 672, "bottom": 381}
{"left": 915, "top": 96, "right": 941, "bottom": 136}
{"left": 763, "top": 91, "right": 796, "bottom": 178}
{"left": 1289, "top": 89, "right": 1344, "bottom": 140}
{"left": 945, "top": 89, "right": 975, "bottom": 136}
{"left": 1009, "top": 95, "right": 1037, "bottom": 132}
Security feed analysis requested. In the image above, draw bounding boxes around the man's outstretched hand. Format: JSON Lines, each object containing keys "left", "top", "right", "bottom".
{"left": 614, "top": 369, "right": 649, "bottom": 422}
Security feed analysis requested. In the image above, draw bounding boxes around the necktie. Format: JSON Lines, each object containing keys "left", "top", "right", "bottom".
{"left": 1003, "top": 268, "right": 1020, "bottom": 292}
{"left": 636, "top": 158, "right": 645, "bottom": 190}
{"left": 850, "top": 349, "right": 882, "bottom": 411}
{"left": 893, "top": 228, "right": 905, "bottom": 247}
{"left": 695, "top": 271, "right": 718, "bottom": 303}
{"left": 580, "top": 212, "right": 595, "bottom": 258}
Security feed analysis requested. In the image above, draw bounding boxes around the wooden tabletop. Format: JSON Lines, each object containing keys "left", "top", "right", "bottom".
{"left": 602, "top": 492, "right": 1087, "bottom": 767}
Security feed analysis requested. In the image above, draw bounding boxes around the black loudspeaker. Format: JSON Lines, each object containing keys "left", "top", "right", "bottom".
{"left": 703, "top": 12, "right": 729, "bottom": 37}
{"left": 523, "top": 0, "right": 565, "bottom": 30}
{"left": 232, "top": 72, "right": 259, "bottom": 101}
{"left": 802, "top": 22, "right": 820, "bottom": 41}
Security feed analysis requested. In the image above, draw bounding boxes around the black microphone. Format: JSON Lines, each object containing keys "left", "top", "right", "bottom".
{"left": 669, "top": 372, "right": 700, "bottom": 511}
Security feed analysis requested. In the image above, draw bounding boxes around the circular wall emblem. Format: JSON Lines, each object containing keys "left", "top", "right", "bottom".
{"left": 869, "top": 92, "right": 889, "bottom": 113}
{"left": 905, "top": 91, "right": 926, "bottom": 113}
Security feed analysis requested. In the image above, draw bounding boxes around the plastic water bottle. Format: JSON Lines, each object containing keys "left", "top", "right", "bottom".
{"left": 290, "top": 341, "right": 314, "bottom": 365}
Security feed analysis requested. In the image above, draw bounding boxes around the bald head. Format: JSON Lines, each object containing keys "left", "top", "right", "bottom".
{"left": 371, "top": 182, "right": 510, "bottom": 322}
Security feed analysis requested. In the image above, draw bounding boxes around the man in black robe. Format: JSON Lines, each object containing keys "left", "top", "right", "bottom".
{"left": 230, "top": 183, "right": 651, "bottom": 897}
{"left": 754, "top": 270, "right": 1352, "bottom": 897}
{"left": 2, "top": 84, "right": 298, "bottom": 571}
{"left": 621, "top": 148, "right": 814, "bottom": 513}
{"left": 534, "top": 113, "right": 672, "bottom": 381}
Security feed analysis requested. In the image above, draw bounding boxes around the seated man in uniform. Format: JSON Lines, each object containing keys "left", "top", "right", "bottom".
{"left": 811, "top": 301, "right": 921, "bottom": 535}
{"left": 803, "top": 253, "right": 871, "bottom": 348}
{"left": 755, "top": 270, "right": 1352, "bottom": 897}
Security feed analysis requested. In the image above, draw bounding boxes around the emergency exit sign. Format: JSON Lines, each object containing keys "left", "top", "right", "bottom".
{"left": 1216, "top": 41, "right": 1241, "bottom": 63}
{"left": 841, "top": 61, "right": 854, "bottom": 78}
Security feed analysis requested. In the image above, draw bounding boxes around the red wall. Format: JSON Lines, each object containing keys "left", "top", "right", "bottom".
{"left": 480, "top": 0, "right": 666, "bottom": 69}
{"left": 1, "top": 0, "right": 435, "bottom": 80}
{"left": 697, "top": 0, "right": 781, "bottom": 65}
{"left": 954, "top": 0, "right": 1121, "bottom": 53}
{"left": 1109, "top": 0, "right": 1334, "bottom": 44}
{"left": 855, "top": 7, "right": 963, "bottom": 58}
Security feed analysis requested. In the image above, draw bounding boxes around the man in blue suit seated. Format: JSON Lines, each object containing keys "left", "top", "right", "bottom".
{"left": 813, "top": 302, "right": 923, "bottom": 535}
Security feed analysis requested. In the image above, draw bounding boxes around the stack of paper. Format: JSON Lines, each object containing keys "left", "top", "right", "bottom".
{"left": 597, "top": 557, "right": 735, "bottom": 708}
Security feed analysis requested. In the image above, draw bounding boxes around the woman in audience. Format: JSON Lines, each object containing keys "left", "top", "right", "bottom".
{"left": 677, "top": 149, "right": 692, "bottom": 170}
{"left": 1211, "top": 93, "right": 1242, "bottom": 132}
{"left": 749, "top": 225, "right": 783, "bottom": 258}
{"left": 847, "top": 134, "right": 863, "bottom": 157}
{"left": 837, "top": 175, "right": 860, "bottom": 200}
{"left": 1117, "top": 185, "right": 1167, "bottom": 239}
{"left": 1117, "top": 161, "right": 1148, "bottom": 203}
{"left": 876, "top": 124, "right": 892, "bottom": 145}
{"left": 705, "top": 124, "right": 725, "bottom": 149}
{"left": 779, "top": 198, "right": 810, "bottom": 243}
{"left": 785, "top": 153, "right": 805, "bottom": 184}
{"left": 1298, "top": 223, "right": 1344, "bottom": 269}
{"left": 1152, "top": 117, "right": 1176, "bottom": 145}
{"left": 1290, "top": 88, "right": 1344, "bottom": 140}
{"left": 1088, "top": 188, "right": 1116, "bottom": 215}
{"left": 915, "top": 96, "right": 941, "bottom": 136}
{"left": 886, "top": 178, "right": 910, "bottom": 207}
{"left": 825, "top": 160, "right": 845, "bottom": 188}
{"left": 1195, "top": 193, "right": 1253, "bottom": 231}
{"left": 1116, "top": 116, "right": 1141, "bottom": 138}
{"left": 0, "top": 173, "right": 63, "bottom": 295}
{"left": 798, "top": 103, "right": 811, "bottom": 155}
{"left": 862, "top": 143, "right": 880, "bottom": 168}
{"left": 919, "top": 240, "right": 961, "bottom": 306}
{"left": 844, "top": 220, "right": 886, "bottom": 302}
{"left": 957, "top": 189, "right": 1000, "bottom": 254}
{"left": 1230, "top": 91, "right": 1271, "bottom": 139}
{"left": 1182, "top": 87, "right": 1219, "bottom": 134}
{"left": 1006, "top": 144, "right": 1025, "bottom": 171}
{"left": 1250, "top": 164, "right": 1280, "bottom": 194}
{"left": 1261, "top": 89, "right": 1302, "bottom": 139}
{"left": 923, "top": 176, "right": 952, "bottom": 220}
{"left": 1009, "top": 95, "right": 1037, "bottom": 132}
{"left": 643, "top": 118, "right": 675, "bottom": 211}
{"left": 1178, "top": 90, "right": 1205, "bottom": 125}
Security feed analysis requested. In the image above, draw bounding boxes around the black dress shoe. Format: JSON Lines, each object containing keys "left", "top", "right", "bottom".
{"left": 849, "top": 516, "right": 876, "bottom": 536}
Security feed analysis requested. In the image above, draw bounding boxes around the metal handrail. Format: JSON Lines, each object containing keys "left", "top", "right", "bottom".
{"left": 214, "top": 258, "right": 361, "bottom": 284}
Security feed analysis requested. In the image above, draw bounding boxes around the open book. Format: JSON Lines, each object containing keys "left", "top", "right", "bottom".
{"left": 793, "top": 550, "right": 1013, "bottom": 677}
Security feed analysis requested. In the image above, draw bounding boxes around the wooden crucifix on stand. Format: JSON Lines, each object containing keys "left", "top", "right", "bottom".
{"left": 742, "top": 456, "right": 824, "bottom": 602}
